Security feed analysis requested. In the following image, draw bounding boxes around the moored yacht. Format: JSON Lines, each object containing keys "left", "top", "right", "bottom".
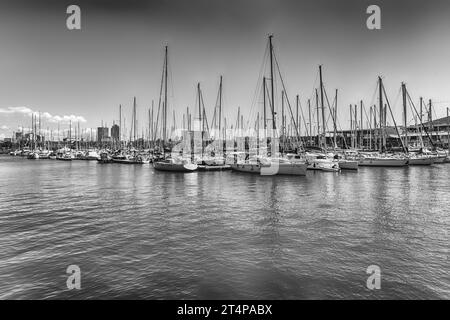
{"left": 154, "top": 157, "right": 198, "bottom": 172}
{"left": 358, "top": 153, "right": 408, "bottom": 167}
{"left": 408, "top": 153, "right": 435, "bottom": 166}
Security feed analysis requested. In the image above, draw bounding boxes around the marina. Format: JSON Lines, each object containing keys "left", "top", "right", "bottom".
{"left": 3, "top": 35, "right": 450, "bottom": 172}
{"left": 1, "top": 0, "right": 450, "bottom": 303}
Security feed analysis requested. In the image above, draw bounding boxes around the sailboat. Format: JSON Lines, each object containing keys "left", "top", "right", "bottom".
{"left": 27, "top": 113, "right": 40, "bottom": 159}
{"left": 153, "top": 46, "right": 198, "bottom": 172}
{"left": 400, "top": 83, "right": 435, "bottom": 166}
{"left": 111, "top": 98, "right": 150, "bottom": 164}
{"left": 112, "top": 150, "right": 150, "bottom": 164}
{"left": 197, "top": 76, "right": 231, "bottom": 171}
{"left": 230, "top": 35, "right": 307, "bottom": 176}
{"left": 358, "top": 77, "right": 408, "bottom": 167}
{"left": 302, "top": 66, "right": 342, "bottom": 171}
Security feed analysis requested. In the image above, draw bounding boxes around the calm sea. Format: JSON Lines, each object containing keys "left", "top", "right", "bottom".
{"left": 0, "top": 155, "right": 448, "bottom": 299}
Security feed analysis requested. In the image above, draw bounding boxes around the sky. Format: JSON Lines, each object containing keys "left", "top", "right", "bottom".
{"left": 1, "top": 0, "right": 450, "bottom": 139}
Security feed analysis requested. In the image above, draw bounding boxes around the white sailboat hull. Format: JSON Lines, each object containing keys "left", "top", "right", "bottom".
{"left": 408, "top": 157, "right": 435, "bottom": 166}
{"left": 307, "top": 160, "right": 340, "bottom": 171}
{"left": 198, "top": 164, "right": 231, "bottom": 171}
{"left": 112, "top": 159, "right": 149, "bottom": 164}
{"left": 27, "top": 152, "right": 39, "bottom": 159}
{"left": 231, "top": 162, "right": 307, "bottom": 175}
{"left": 261, "top": 162, "right": 307, "bottom": 175}
{"left": 338, "top": 160, "right": 359, "bottom": 170}
{"left": 230, "top": 163, "right": 261, "bottom": 173}
{"left": 433, "top": 156, "right": 447, "bottom": 163}
{"left": 153, "top": 161, "right": 198, "bottom": 172}
{"left": 359, "top": 158, "right": 408, "bottom": 167}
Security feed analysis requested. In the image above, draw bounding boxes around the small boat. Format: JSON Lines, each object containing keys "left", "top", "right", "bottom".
{"left": 112, "top": 154, "right": 149, "bottom": 164}
{"left": 305, "top": 152, "right": 340, "bottom": 171}
{"left": 408, "top": 154, "right": 435, "bottom": 166}
{"left": 84, "top": 150, "right": 100, "bottom": 160}
{"left": 261, "top": 157, "right": 308, "bottom": 176}
{"left": 74, "top": 151, "right": 85, "bottom": 160}
{"left": 27, "top": 151, "right": 40, "bottom": 159}
{"left": 197, "top": 156, "right": 230, "bottom": 170}
{"left": 231, "top": 156, "right": 308, "bottom": 176}
{"left": 421, "top": 149, "right": 447, "bottom": 164}
{"left": 307, "top": 158, "right": 340, "bottom": 171}
{"left": 433, "top": 155, "right": 447, "bottom": 164}
{"left": 153, "top": 158, "right": 198, "bottom": 172}
{"left": 197, "top": 164, "right": 231, "bottom": 171}
{"left": 338, "top": 159, "right": 359, "bottom": 170}
{"left": 358, "top": 154, "right": 408, "bottom": 167}
{"left": 230, "top": 161, "right": 261, "bottom": 174}
{"left": 56, "top": 152, "right": 74, "bottom": 161}
{"left": 317, "top": 161, "right": 341, "bottom": 172}
{"left": 9, "top": 149, "right": 20, "bottom": 156}
{"left": 97, "top": 151, "right": 113, "bottom": 163}
{"left": 38, "top": 150, "right": 50, "bottom": 159}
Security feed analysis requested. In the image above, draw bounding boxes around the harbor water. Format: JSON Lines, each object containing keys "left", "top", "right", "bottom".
{"left": 0, "top": 155, "right": 448, "bottom": 299}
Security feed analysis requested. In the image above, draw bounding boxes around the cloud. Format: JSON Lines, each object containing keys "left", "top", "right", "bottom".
{"left": 0, "top": 106, "right": 87, "bottom": 124}
{"left": 0, "top": 125, "right": 9, "bottom": 130}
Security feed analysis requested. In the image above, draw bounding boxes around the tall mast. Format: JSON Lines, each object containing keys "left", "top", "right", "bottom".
{"left": 263, "top": 77, "right": 268, "bottom": 150}
{"left": 218, "top": 76, "right": 222, "bottom": 132}
{"left": 429, "top": 99, "right": 433, "bottom": 145}
{"left": 401, "top": 82, "right": 408, "bottom": 152}
{"left": 163, "top": 46, "right": 168, "bottom": 144}
{"left": 173, "top": 110, "right": 176, "bottom": 137}
{"left": 378, "top": 76, "right": 384, "bottom": 152}
{"left": 319, "top": 65, "right": 326, "bottom": 149}
{"left": 198, "top": 83, "right": 203, "bottom": 158}
{"left": 334, "top": 90, "right": 338, "bottom": 149}
{"left": 78, "top": 121, "right": 80, "bottom": 151}
{"left": 31, "top": 113, "right": 33, "bottom": 150}
{"left": 308, "top": 99, "right": 312, "bottom": 146}
{"left": 133, "top": 97, "right": 137, "bottom": 147}
{"left": 281, "top": 90, "right": 286, "bottom": 154}
{"left": 148, "top": 108, "right": 151, "bottom": 148}
{"left": 39, "top": 111, "right": 41, "bottom": 149}
{"left": 151, "top": 101, "right": 154, "bottom": 144}
{"left": 419, "top": 97, "right": 423, "bottom": 147}
{"left": 281, "top": 90, "right": 285, "bottom": 138}
{"left": 256, "top": 112, "right": 260, "bottom": 156}
{"left": 373, "top": 105, "right": 377, "bottom": 150}
{"left": 198, "top": 83, "right": 202, "bottom": 128}
{"left": 263, "top": 77, "right": 267, "bottom": 139}
{"left": 119, "top": 104, "right": 122, "bottom": 146}
{"left": 315, "top": 89, "right": 320, "bottom": 146}
{"left": 360, "top": 101, "right": 363, "bottom": 149}
{"left": 350, "top": 105, "right": 353, "bottom": 149}
{"left": 296, "top": 94, "right": 299, "bottom": 139}
{"left": 268, "top": 35, "right": 276, "bottom": 131}
{"left": 354, "top": 104, "right": 358, "bottom": 149}
{"left": 369, "top": 106, "right": 373, "bottom": 149}
{"left": 186, "top": 106, "right": 190, "bottom": 131}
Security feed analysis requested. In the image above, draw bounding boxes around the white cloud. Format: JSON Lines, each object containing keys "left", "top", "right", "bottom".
{"left": 0, "top": 106, "right": 87, "bottom": 124}
{"left": 0, "top": 125, "right": 9, "bottom": 130}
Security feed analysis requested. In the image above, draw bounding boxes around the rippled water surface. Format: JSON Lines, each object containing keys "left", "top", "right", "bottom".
{"left": 0, "top": 155, "right": 448, "bottom": 299}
